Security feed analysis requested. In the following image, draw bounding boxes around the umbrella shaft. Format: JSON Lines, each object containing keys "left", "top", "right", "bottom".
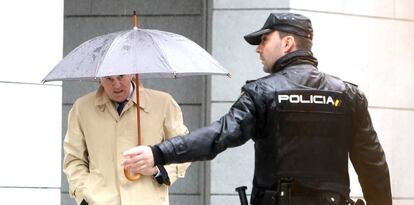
{"left": 135, "top": 74, "right": 141, "bottom": 145}
{"left": 124, "top": 74, "right": 142, "bottom": 182}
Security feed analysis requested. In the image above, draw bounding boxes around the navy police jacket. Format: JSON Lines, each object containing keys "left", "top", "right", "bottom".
{"left": 153, "top": 50, "right": 392, "bottom": 205}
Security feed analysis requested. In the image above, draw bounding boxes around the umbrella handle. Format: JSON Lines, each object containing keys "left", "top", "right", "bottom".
{"left": 124, "top": 168, "right": 141, "bottom": 181}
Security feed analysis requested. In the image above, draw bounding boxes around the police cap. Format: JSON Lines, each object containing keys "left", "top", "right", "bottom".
{"left": 244, "top": 13, "right": 313, "bottom": 45}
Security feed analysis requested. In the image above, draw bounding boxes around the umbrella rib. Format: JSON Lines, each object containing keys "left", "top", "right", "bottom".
{"left": 146, "top": 31, "right": 176, "bottom": 75}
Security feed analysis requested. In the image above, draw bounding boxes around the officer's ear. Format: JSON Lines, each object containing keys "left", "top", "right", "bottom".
{"left": 282, "top": 35, "right": 295, "bottom": 53}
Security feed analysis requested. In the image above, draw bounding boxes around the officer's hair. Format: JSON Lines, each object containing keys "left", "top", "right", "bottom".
{"left": 278, "top": 31, "right": 313, "bottom": 51}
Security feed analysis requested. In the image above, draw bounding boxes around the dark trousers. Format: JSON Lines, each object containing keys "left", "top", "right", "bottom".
{"left": 256, "top": 194, "right": 345, "bottom": 205}
{"left": 257, "top": 187, "right": 346, "bottom": 205}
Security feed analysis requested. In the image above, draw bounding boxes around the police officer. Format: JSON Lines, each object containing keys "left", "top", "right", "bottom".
{"left": 121, "top": 13, "right": 392, "bottom": 205}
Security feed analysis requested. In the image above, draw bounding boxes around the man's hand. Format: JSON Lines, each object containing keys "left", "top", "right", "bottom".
{"left": 121, "top": 145, "right": 155, "bottom": 175}
{"left": 136, "top": 166, "right": 157, "bottom": 176}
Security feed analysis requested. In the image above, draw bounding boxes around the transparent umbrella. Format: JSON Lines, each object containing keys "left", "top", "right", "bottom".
{"left": 42, "top": 23, "right": 229, "bottom": 81}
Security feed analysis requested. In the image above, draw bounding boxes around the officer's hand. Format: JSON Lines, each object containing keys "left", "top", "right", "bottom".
{"left": 121, "top": 146, "right": 155, "bottom": 173}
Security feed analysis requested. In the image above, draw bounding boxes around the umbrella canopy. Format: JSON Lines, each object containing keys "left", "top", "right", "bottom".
{"left": 43, "top": 28, "right": 229, "bottom": 82}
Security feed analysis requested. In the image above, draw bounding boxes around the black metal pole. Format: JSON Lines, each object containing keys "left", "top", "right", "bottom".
{"left": 235, "top": 186, "right": 248, "bottom": 205}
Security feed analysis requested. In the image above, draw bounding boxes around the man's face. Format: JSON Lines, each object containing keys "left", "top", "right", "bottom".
{"left": 256, "top": 31, "right": 284, "bottom": 73}
{"left": 100, "top": 75, "right": 133, "bottom": 103}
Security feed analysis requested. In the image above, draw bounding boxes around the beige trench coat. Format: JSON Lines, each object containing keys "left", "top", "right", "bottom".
{"left": 63, "top": 84, "right": 189, "bottom": 205}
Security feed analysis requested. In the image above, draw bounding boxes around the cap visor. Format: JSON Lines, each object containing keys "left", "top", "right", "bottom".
{"left": 244, "top": 28, "right": 272, "bottom": 45}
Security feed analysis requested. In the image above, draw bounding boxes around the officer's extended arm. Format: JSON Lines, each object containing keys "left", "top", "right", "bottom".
{"left": 153, "top": 88, "right": 259, "bottom": 165}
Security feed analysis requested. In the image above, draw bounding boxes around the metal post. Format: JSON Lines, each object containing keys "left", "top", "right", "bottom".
{"left": 235, "top": 186, "right": 248, "bottom": 205}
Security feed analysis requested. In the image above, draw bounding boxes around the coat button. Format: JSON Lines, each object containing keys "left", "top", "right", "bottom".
{"left": 330, "top": 197, "right": 335, "bottom": 202}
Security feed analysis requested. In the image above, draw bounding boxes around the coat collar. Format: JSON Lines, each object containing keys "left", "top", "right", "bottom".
{"left": 94, "top": 81, "right": 149, "bottom": 113}
{"left": 271, "top": 50, "right": 318, "bottom": 73}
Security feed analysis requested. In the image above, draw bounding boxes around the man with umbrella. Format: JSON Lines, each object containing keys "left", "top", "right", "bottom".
{"left": 121, "top": 13, "right": 392, "bottom": 205}
{"left": 44, "top": 13, "right": 229, "bottom": 205}
{"left": 63, "top": 74, "right": 190, "bottom": 205}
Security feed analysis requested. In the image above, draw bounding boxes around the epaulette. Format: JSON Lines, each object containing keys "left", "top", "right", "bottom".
{"left": 344, "top": 81, "right": 358, "bottom": 87}
{"left": 245, "top": 79, "right": 257, "bottom": 84}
